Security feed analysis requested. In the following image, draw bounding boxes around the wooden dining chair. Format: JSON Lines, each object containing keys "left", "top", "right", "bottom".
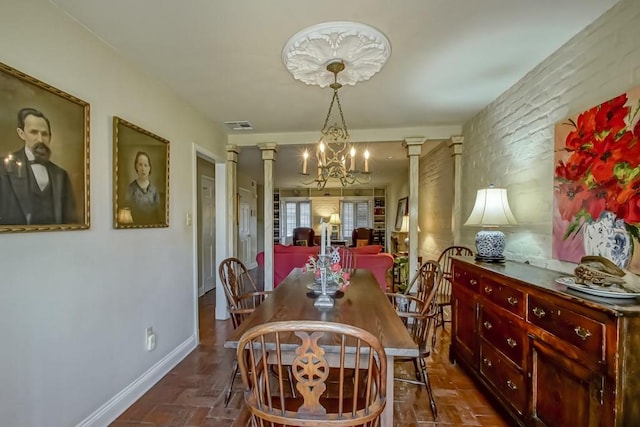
{"left": 402, "top": 259, "right": 441, "bottom": 302}
{"left": 385, "top": 260, "right": 442, "bottom": 419}
{"left": 236, "top": 320, "right": 387, "bottom": 427}
{"left": 219, "top": 257, "right": 272, "bottom": 406}
{"left": 338, "top": 246, "right": 357, "bottom": 277}
{"left": 436, "top": 246, "right": 473, "bottom": 329}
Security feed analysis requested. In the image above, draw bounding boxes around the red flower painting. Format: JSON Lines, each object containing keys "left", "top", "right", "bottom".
{"left": 553, "top": 88, "right": 640, "bottom": 271}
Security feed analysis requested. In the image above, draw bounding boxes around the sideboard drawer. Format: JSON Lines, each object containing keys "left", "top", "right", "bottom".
{"left": 480, "top": 341, "right": 527, "bottom": 416}
{"left": 480, "top": 305, "right": 524, "bottom": 367}
{"left": 453, "top": 265, "right": 480, "bottom": 292}
{"left": 528, "top": 295, "right": 605, "bottom": 362}
{"left": 481, "top": 276, "right": 525, "bottom": 318}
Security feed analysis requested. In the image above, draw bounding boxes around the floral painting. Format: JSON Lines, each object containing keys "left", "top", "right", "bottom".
{"left": 553, "top": 87, "right": 640, "bottom": 272}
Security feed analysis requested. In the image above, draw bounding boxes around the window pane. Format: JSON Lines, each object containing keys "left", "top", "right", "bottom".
{"left": 283, "top": 200, "right": 312, "bottom": 242}
{"left": 341, "top": 202, "right": 355, "bottom": 241}
{"left": 341, "top": 200, "right": 371, "bottom": 243}
{"left": 356, "top": 202, "right": 369, "bottom": 227}
{"left": 300, "top": 202, "right": 311, "bottom": 227}
{"left": 285, "top": 202, "right": 297, "bottom": 237}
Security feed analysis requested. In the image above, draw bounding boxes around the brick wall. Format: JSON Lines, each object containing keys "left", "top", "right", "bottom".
{"left": 460, "top": 0, "right": 640, "bottom": 272}
{"left": 418, "top": 141, "right": 454, "bottom": 260}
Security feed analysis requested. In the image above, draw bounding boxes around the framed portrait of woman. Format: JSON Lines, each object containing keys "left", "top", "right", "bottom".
{"left": 0, "top": 62, "right": 90, "bottom": 233}
{"left": 113, "top": 117, "right": 169, "bottom": 228}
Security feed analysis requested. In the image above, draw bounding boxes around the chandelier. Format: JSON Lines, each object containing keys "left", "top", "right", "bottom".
{"left": 300, "top": 61, "right": 371, "bottom": 190}
{"left": 282, "top": 21, "right": 390, "bottom": 190}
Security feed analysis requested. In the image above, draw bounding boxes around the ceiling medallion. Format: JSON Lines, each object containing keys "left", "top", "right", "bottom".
{"left": 282, "top": 21, "right": 391, "bottom": 87}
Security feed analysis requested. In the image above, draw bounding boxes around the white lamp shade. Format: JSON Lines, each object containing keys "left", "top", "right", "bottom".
{"left": 464, "top": 187, "right": 517, "bottom": 226}
{"left": 399, "top": 215, "right": 421, "bottom": 233}
{"left": 399, "top": 215, "right": 409, "bottom": 233}
{"left": 117, "top": 207, "right": 133, "bottom": 224}
{"left": 329, "top": 213, "right": 341, "bottom": 225}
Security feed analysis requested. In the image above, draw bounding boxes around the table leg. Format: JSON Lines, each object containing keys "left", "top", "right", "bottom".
{"left": 382, "top": 355, "right": 394, "bottom": 427}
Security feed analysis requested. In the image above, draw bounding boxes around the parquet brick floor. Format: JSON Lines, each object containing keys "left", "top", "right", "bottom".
{"left": 112, "top": 279, "right": 510, "bottom": 426}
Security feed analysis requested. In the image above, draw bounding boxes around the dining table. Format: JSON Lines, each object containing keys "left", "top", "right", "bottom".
{"left": 224, "top": 267, "right": 419, "bottom": 427}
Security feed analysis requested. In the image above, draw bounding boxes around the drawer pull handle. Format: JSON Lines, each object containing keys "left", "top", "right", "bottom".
{"left": 507, "top": 296, "right": 518, "bottom": 306}
{"left": 532, "top": 307, "right": 546, "bottom": 318}
{"left": 483, "top": 321, "right": 492, "bottom": 330}
{"left": 482, "top": 358, "right": 492, "bottom": 367}
{"left": 484, "top": 286, "right": 493, "bottom": 294}
{"left": 574, "top": 326, "right": 592, "bottom": 341}
{"left": 506, "top": 337, "right": 517, "bottom": 348}
{"left": 506, "top": 380, "right": 518, "bottom": 391}
{"left": 469, "top": 279, "right": 477, "bottom": 286}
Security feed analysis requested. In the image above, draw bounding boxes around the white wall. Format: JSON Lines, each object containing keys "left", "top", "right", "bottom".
{"left": 0, "top": 1, "right": 227, "bottom": 426}
{"left": 460, "top": 0, "right": 640, "bottom": 273}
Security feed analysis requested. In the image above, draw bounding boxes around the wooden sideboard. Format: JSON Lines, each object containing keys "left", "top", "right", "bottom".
{"left": 450, "top": 257, "right": 640, "bottom": 426}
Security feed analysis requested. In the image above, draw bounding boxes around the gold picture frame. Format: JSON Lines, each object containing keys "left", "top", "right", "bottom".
{"left": 395, "top": 197, "right": 408, "bottom": 231}
{"left": 0, "top": 62, "right": 90, "bottom": 232}
{"left": 113, "top": 117, "right": 169, "bottom": 228}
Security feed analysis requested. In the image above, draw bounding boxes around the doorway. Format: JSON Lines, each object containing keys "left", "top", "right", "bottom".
{"left": 197, "top": 156, "right": 216, "bottom": 297}
{"left": 238, "top": 186, "right": 258, "bottom": 269}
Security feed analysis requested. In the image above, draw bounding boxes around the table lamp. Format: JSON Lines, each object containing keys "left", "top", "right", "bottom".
{"left": 464, "top": 185, "right": 516, "bottom": 262}
{"left": 399, "top": 215, "right": 420, "bottom": 248}
{"left": 117, "top": 207, "right": 134, "bottom": 224}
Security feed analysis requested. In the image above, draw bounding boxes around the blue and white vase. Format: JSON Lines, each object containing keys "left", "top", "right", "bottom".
{"left": 583, "top": 211, "right": 632, "bottom": 269}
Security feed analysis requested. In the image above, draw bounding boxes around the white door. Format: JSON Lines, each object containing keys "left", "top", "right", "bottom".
{"left": 200, "top": 176, "right": 216, "bottom": 296}
{"left": 238, "top": 188, "right": 255, "bottom": 268}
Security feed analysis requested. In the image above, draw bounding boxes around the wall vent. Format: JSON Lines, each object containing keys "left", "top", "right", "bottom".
{"left": 224, "top": 120, "right": 253, "bottom": 131}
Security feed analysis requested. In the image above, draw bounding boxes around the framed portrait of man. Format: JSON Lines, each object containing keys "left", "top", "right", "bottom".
{"left": 113, "top": 117, "right": 169, "bottom": 229}
{"left": 0, "top": 62, "right": 90, "bottom": 232}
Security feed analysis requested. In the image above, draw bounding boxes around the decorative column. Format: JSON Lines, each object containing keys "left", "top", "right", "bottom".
{"left": 403, "top": 137, "right": 424, "bottom": 282}
{"left": 226, "top": 145, "right": 239, "bottom": 257}
{"left": 259, "top": 143, "right": 277, "bottom": 291}
{"left": 449, "top": 136, "right": 464, "bottom": 244}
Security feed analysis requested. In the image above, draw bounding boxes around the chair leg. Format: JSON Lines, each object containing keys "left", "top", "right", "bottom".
{"left": 412, "top": 358, "right": 421, "bottom": 382}
{"left": 224, "top": 358, "right": 239, "bottom": 407}
{"left": 286, "top": 365, "right": 297, "bottom": 398}
{"left": 439, "top": 306, "right": 445, "bottom": 330}
{"left": 418, "top": 356, "right": 438, "bottom": 419}
{"left": 431, "top": 323, "right": 438, "bottom": 352}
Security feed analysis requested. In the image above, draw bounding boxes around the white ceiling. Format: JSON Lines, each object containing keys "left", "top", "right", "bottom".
{"left": 52, "top": 0, "right": 618, "bottom": 189}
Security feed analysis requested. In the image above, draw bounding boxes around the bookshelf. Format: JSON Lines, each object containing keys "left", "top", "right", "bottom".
{"left": 273, "top": 191, "right": 280, "bottom": 243}
{"left": 373, "top": 188, "right": 386, "bottom": 247}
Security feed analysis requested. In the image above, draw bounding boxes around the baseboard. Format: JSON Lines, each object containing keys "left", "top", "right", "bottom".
{"left": 76, "top": 334, "right": 197, "bottom": 427}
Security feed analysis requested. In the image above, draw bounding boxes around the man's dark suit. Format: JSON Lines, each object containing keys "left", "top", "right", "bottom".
{"left": 0, "top": 149, "right": 77, "bottom": 225}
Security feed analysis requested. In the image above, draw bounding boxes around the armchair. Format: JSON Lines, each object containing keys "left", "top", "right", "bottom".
{"left": 351, "top": 227, "right": 374, "bottom": 247}
{"left": 292, "top": 227, "right": 315, "bottom": 246}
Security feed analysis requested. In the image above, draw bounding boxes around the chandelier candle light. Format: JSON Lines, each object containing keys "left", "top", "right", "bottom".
{"left": 464, "top": 185, "right": 517, "bottom": 262}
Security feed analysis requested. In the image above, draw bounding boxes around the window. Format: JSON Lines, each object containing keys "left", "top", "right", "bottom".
{"left": 340, "top": 200, "right": 371, "bottom": 241}
{"left": 283, "top": 200, "right": 311, "bottom": 240}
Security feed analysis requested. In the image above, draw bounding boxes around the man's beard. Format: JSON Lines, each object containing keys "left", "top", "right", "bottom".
{"left": 32, "top": 142, "right": 51, "bottom": 164}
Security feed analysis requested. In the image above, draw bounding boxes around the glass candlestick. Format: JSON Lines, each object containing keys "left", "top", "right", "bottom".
{"left": 314, "top": 254, "right": 334, "bottom": 308}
